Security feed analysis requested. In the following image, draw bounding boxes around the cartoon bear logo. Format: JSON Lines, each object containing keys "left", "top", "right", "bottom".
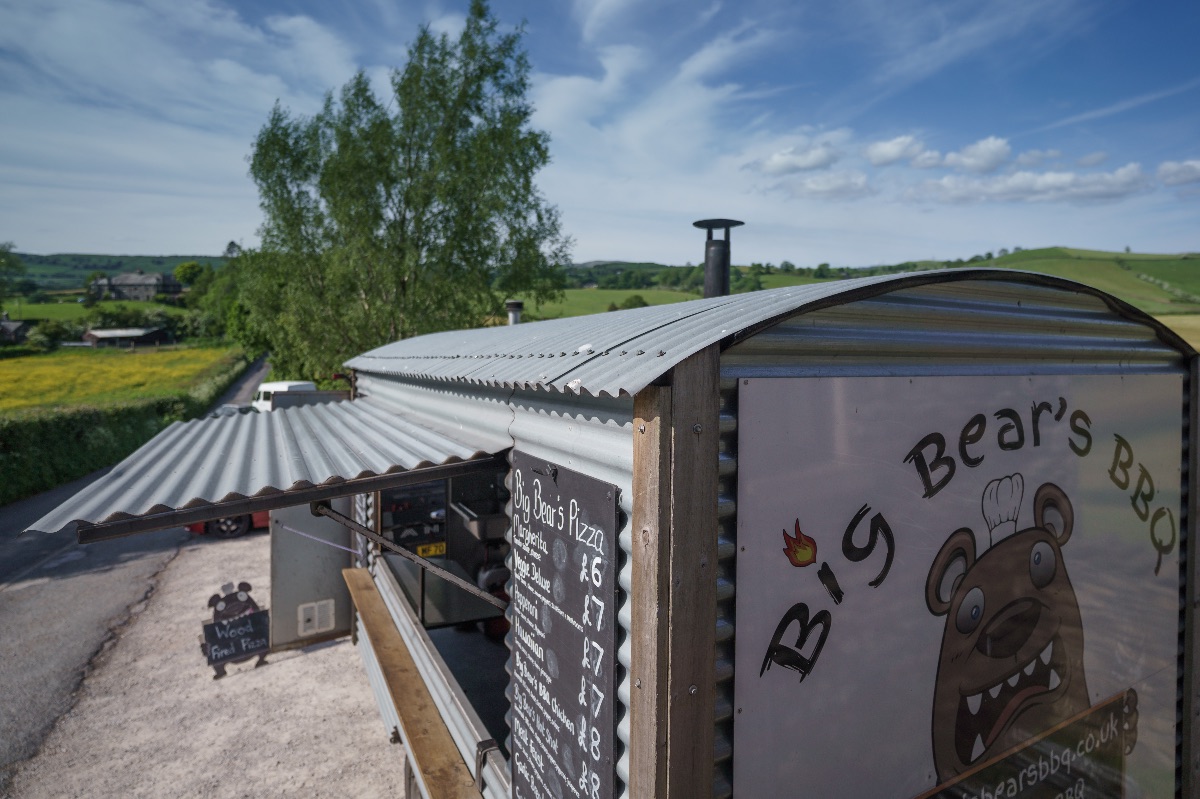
{"left": 925, "top": 475, "right": 1090, "bottom": 781}
{"left": 200, "top": 581, "right": 268, "bottom": 679}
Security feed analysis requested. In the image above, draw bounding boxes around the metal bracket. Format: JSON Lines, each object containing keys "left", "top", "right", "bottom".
{"left": 310, "top": 501, "right": 507, "bottom": 611}
{"left": 474, "top": 738, "right": 499, "bottom": 794}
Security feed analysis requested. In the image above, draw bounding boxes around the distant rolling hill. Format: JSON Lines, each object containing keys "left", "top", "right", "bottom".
{"left": 16, "top": 246, "right": 1200, "bottom": 318}
{"left": 531, "top": 247, "right": 1200, "bottom": 321}
{"left": 16, "top": 253, "right": 225, "bottom": 290}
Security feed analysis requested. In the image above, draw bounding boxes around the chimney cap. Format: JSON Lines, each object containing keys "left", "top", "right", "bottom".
{"left": 505, "top": 299, "right": 524, "bottom": 311}
{"left": 692, "top": 218, "right": 744, "bottom": 231}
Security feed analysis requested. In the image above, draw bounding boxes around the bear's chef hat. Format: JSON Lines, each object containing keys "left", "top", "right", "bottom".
{"left": 982, "top": 473, "right": 1024, "bottom": 547}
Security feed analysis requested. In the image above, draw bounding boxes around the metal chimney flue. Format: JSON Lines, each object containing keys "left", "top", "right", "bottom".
{"left": 505, "top": 299, "right": 524, "bottom": 325}
{"left": 693, "top": 218, "right": 744, "bottom": 298}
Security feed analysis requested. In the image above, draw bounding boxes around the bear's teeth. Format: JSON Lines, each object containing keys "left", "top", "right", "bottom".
{"left": 1048, "top": 669, "right": 1061, "bottom": 691}
{"left": 1007, "top": 672, "right": 1020, "bottom": 688}
{"left": 967, "top": 693, "right": 981, "bottom": 715}
{"left": 988, "top": 684, "right": 1002, "bottom": 699}
{"left": 971, "top": 735, "right": 986, "bottom": 762}
{"left": 1024, "top": 659, "right": 1036, "bottom": 676}
{"left": 1040, "top": 641, "right": 1053, "bottom": 665}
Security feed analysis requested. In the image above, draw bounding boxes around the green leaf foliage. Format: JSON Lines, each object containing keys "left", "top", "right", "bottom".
{"left": 239, "top": 0, "right": 569, "bottom": 378}
{"left": 173, "top": 260, "right": 204, "bottom": 286}
{"left": 0, "top": 242, "right": 26, "bottom": 308}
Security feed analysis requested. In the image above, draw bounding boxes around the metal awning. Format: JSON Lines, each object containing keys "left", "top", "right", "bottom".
{"left": 25, "top": 398, "right": 510, "bottom": 543}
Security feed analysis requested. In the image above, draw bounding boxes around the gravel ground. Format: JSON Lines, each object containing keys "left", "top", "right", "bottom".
{"left": 6, "top": 531, "right": 408, "bottom": 798}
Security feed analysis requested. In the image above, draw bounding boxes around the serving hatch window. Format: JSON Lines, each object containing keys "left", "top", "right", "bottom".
{"left": 379, "top": 468, "right": 509, "bottom": 630}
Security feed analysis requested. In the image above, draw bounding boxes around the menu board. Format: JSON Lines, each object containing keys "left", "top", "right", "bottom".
{"left": 510, "top": 451, "right": 618, "bottom": 799}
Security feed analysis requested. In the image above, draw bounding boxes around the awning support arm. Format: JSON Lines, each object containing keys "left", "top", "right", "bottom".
{"left": 310, "top": 501, "right": 507, "bottom": 611}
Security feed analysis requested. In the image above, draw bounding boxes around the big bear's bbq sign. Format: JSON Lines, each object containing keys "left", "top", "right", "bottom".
{"left": 734, "top": 375, "right": 1181, "bottom": 799}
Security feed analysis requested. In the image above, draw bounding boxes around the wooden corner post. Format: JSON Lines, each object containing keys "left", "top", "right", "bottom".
{"left": 630, "top": 344, "right": 720, "bottom": 798}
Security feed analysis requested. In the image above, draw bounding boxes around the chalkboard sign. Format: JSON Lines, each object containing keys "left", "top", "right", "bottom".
{"left": 510, "top": 452, "right": 618, "bottom": 799}
{"left": 203, "top": 610, "right": 270, "bottom": 667}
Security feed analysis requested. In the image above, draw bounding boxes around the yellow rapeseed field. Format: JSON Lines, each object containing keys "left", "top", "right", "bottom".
{"left": 1155, "top": 314, "right": 1200, "bottom": 351}
{"left": 0, "top": 346, "right": 242, "bottom": 413}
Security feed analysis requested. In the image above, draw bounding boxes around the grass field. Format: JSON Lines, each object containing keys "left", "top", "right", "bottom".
{"left": 1, "top": 299, "right": 186, "bottom": 321}
{"left": 0, "top": 345, "right": 243, "bottom": 413}
{"left": 524, "top": 288, "right": 695, "bottom": 318}
{"left": 726, "top": 248, "right": 1200, "bottom": 317}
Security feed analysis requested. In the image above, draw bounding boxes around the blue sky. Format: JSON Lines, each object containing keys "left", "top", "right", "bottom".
{"left": 1, "top": 0, "right": 1198, "bottom": 267}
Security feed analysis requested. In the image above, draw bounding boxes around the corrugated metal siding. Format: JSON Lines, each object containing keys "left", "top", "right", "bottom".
{"left": 715, "top": 281, "right": 1193, "bottom": 797}
{"left": 345, "top": 271, "right": 1193, "bottom": 398}
{"left": 27, "top": 396, "right": 507, "bottom": 536}
{"left": 721, "top": 281, "right": 1186, "bottom": 377}
{"left": 714, "top": 383, "right": 737, "bottom": 799}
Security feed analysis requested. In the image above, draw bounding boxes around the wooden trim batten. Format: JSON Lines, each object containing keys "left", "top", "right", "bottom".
{"left": 342, "top": 568, "right": 476, "bottom": 799}
{"left": 630, "top": 344, "right": 720, "bottom": 798}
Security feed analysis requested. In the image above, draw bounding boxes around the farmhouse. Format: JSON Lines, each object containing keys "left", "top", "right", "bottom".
{"left": 0, "top": 312, "right": 30, "bottom": 344}
{"left": 92, "top": 269, "right": 182, "bottom": 301}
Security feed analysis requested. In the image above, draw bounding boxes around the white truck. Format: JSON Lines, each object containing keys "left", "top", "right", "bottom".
{"left": 250, "top": 380, "right": 317, "bottom": 412}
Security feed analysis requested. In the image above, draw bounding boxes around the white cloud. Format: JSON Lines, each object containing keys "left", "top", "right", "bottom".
{"left": 913, "top": 163, "right": 1149, "bottom": 204}
{"left": 574, "top": 0, "right": 641, "bottom": 43}
{"left": 427, "top": 12, "right": 467, "bottom": 39}
{"left": 264, "top": 15, "right": 358, "bottom": 89}
{"left": 758, "top": 144, "right": 840, "bottom": 175}
{"left": 865, "top": 135, "right": 924, "bottom": 166}
{"left": 677, "top": 25, "right": 775, "bottom": 83}
{"left": 911, "top": 149, "right": 943, "bottom": 169}
{"left": 1035, "top": 75, "right": 1200, "bottom": 132}
{"left": 1158, "top": 160, "right": 1200, "bottom": 186}
{"left": 1077, "top": 151, "right": 1107, "bottom": 167}
{"left": 830, "top": 0, "right": 1092, "bottom": 119}
{"left": 778, "top": 170, "right": 873, "bottom": 200}
{"left": 944, "top": 136, "right": 1012, "bottom": 173}
{"left": 1016, "top": 149, "right": 1061, "bottom": 167}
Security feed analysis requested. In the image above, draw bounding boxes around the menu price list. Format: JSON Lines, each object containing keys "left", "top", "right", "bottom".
{"left": 510, "top": 452, "right": 618, "bottom": 799}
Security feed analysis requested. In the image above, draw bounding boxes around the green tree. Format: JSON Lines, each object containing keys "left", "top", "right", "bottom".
{"left": 239, "top": 0, "right": 569, "bottom": 378}
{"left": 0, "top": 242, "right": 26, "bottom": 308}
{"left": 174, "top": 260, "right": 204, "bottom": 286}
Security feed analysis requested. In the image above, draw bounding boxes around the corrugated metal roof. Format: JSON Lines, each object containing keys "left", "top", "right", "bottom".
{"left": 345, "top": 269, "right": 1193, "bottom": 398}
{"left": 84, "top": 327, "right": 164, "bottom": 338}
{"left": 25, "top": 397, "right": 511, "bottom": 539}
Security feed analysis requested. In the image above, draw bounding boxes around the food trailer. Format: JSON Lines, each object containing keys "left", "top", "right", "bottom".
{"left": 29, "top": 264, "right": 1200, "bottom": 798}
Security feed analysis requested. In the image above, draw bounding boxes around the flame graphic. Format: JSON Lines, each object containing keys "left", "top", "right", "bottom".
{"left": 782, "top": 520, "right": 817, "bottom": 567}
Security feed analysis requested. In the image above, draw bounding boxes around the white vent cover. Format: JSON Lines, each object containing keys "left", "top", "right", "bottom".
{"left": 297, "top": 599, "right": 336, "bottom": 637}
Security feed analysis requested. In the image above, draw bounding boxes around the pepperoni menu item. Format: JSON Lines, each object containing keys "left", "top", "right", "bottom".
{"left": 510, "top": 452, "right": 618, "bottom": 799}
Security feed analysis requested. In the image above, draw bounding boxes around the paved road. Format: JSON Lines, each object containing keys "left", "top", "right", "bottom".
{"left": 0, "top": 356, "right": 272, "bottom": 790}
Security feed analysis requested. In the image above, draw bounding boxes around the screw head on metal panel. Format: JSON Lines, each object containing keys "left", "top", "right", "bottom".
{"left": 692, "top": 423, "right": 703, "bottom": 434}
{"left": 689, "top": 685, "right": 698, "bottom": 695}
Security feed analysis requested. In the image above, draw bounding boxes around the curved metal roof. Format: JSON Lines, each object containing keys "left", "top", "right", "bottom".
{"left": 26, "top": 397, "right": 510, "bottom": 539}
{"left": 345, "top": 269, "right": 1194, "bottom": 398}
